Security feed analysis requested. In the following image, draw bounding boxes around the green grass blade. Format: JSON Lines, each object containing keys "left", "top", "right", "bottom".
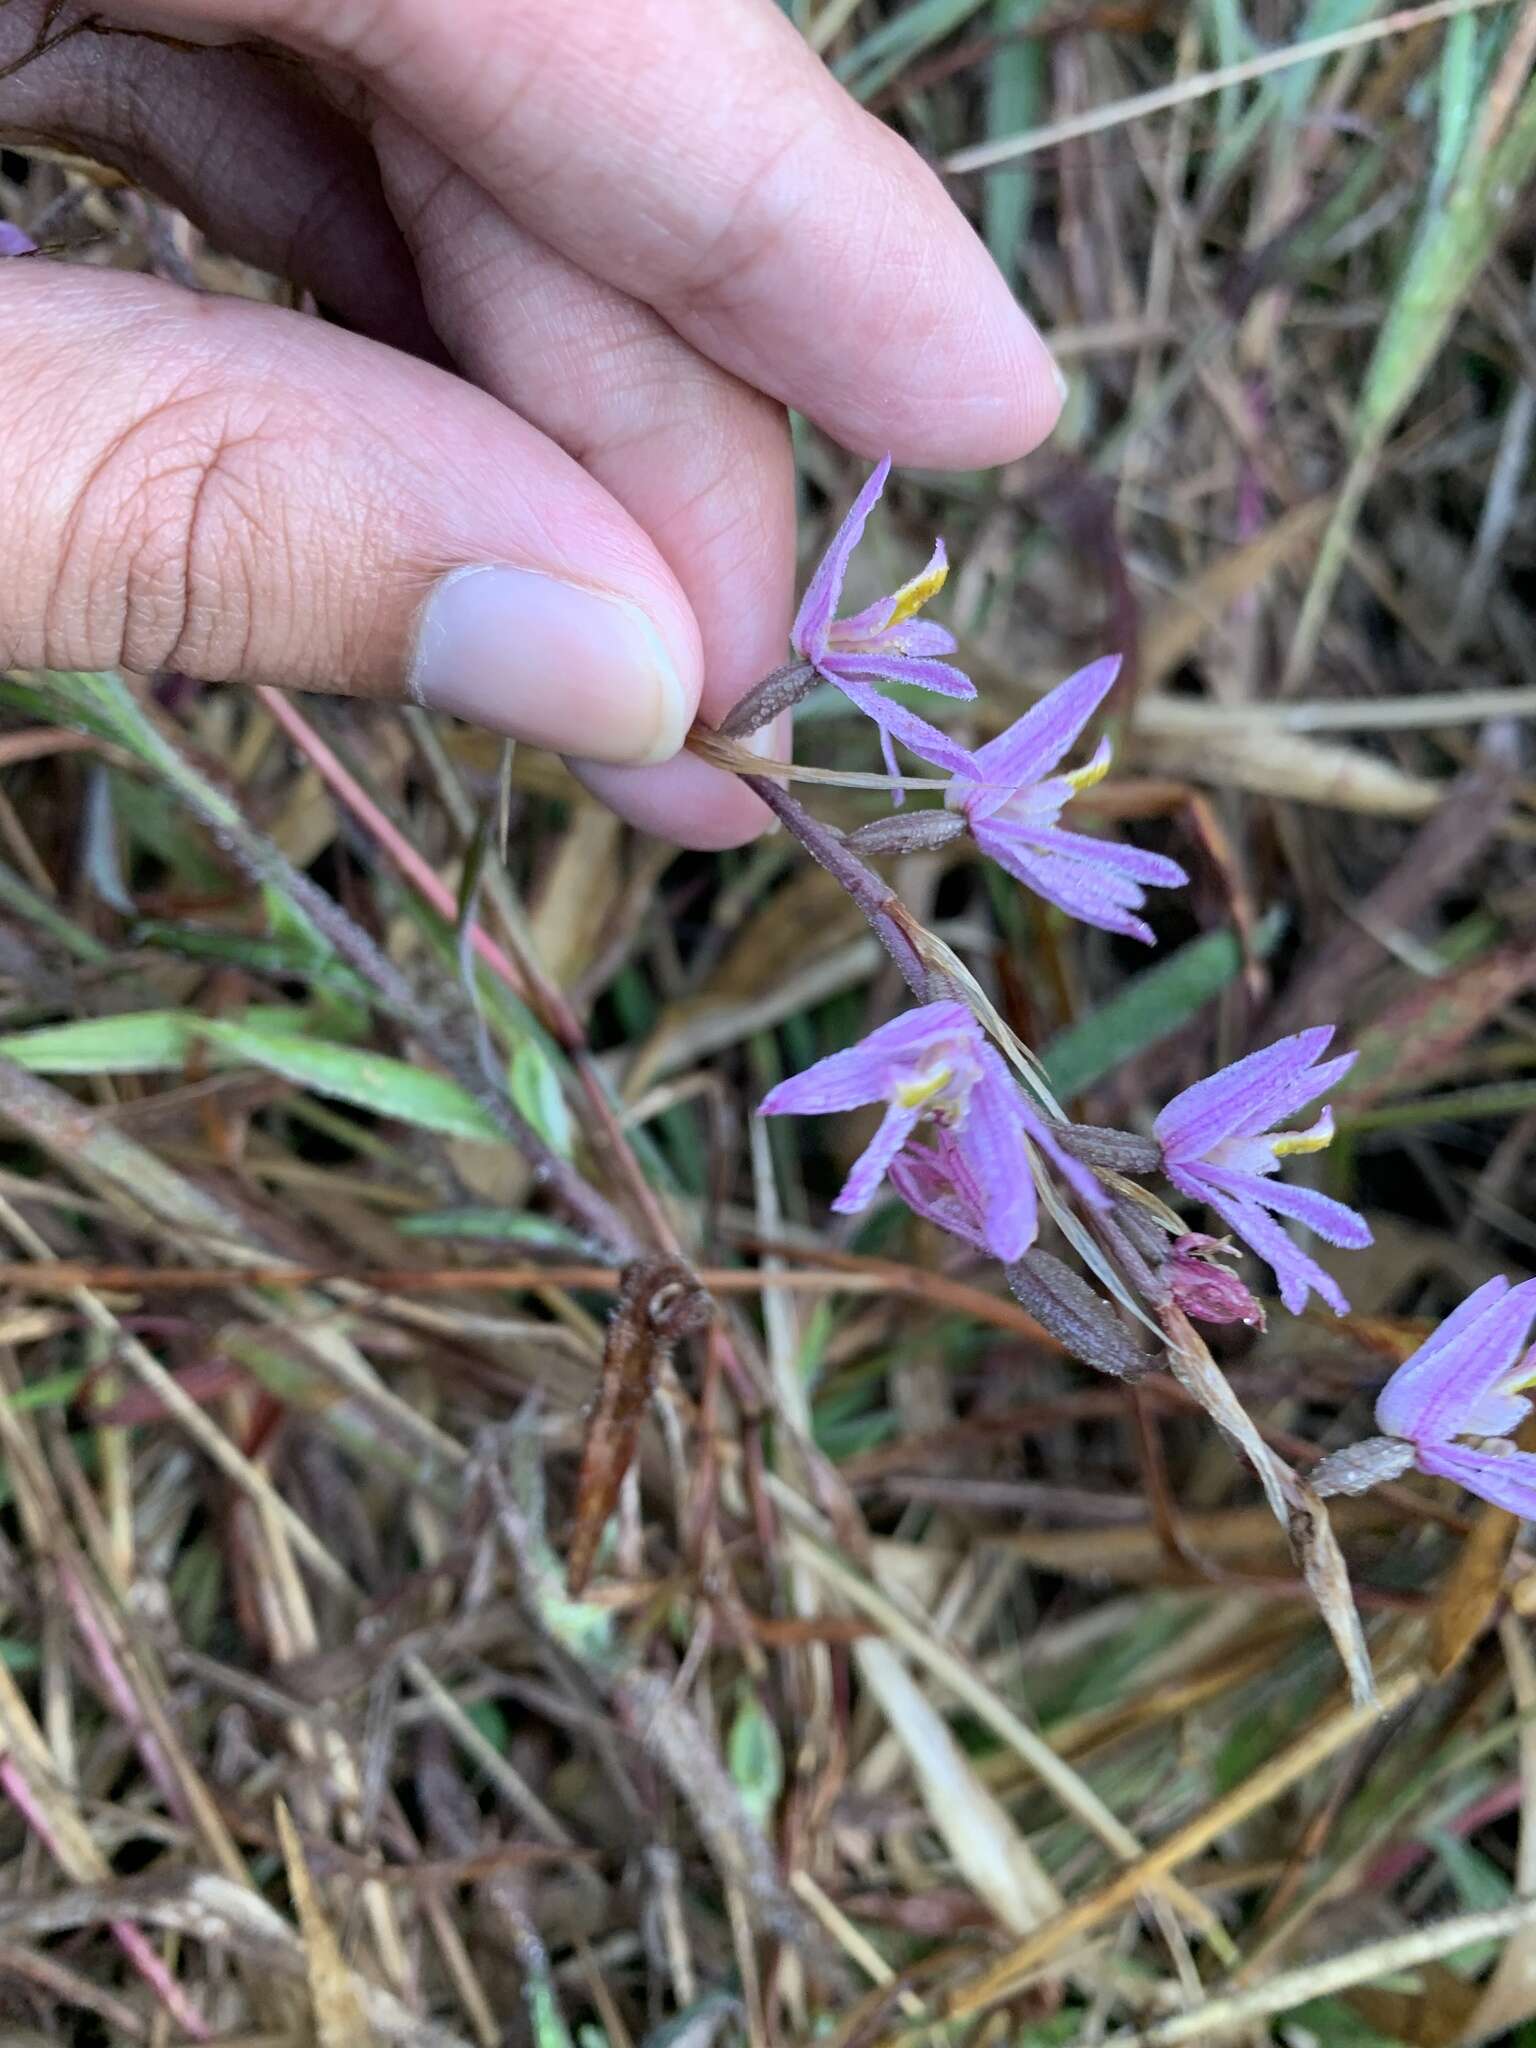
{"left": 1041, "top": 909, "right": 1287, "bottom": 1098}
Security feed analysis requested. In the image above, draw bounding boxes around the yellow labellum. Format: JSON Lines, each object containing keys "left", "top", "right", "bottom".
{"left": 1272, "top": 1122, "right": 1334, "bottom": 1158}
{"left": 896, "top": 1064, "right": 953, "bottom": 1110}
{"left": 885, "top": 548, "right": 948, "bottom": 626}
{"left": 1067, "top": 747, "right": 1113, "bottom": 794}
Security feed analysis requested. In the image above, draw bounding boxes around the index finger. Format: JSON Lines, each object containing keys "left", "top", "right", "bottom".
{"left": 118, "top": 0, "right": 1064, "bottom": 469}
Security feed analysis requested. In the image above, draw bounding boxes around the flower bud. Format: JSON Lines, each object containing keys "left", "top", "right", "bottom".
{"left": 1005, "top": 1249, "right": 1150, "bottom": 1381}
{"left": 1310, "top": 1435, "right": 1417, "bottom": 1498}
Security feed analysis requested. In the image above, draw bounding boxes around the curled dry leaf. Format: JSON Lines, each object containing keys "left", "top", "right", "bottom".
{"left": 566, "top": 1258, "right": 712, "bottom": 1595}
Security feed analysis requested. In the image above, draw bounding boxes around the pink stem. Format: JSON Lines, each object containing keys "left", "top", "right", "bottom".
{"left": 0, "top": 1755, "right": 209, "bottom": 2038}
{"left": 256, "top": 686, "right": 529, "bottom": 1002}
{"left": 57, "top": 1568, "right": 184, "bottom": 1826}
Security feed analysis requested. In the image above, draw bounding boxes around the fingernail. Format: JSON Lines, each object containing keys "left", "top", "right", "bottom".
{"left": 410, "top": 566, "right": 691, "bottom": 764}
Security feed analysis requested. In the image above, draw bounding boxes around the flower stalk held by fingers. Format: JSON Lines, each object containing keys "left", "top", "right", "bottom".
{"left": 1154, "top": 1027, "right": 1371, "bottom": 1315}
{"left": 786, "top": 456, "right": 975, "bottom": 782}
{"left": 942, "top": 655, "right": 1187, "bottom": 943}
{"left": 759, "top": 1000, "right": 1106, "bottom": 1265}
{"left": 1315, "top": 1278, "right": 1536, "bottom": 1516}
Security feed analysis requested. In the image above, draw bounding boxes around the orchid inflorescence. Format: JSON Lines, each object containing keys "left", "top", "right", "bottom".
{"left": 737, "top": 459, "right": 1533, "bottom": 1527}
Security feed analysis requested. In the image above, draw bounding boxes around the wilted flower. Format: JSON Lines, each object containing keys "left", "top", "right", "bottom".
{"left": 760, "top": 1000, "right": 1106, "bottom": 1264}
{"left": 1154, "top": 1027, "right": 1371, "bottom": 1316}
{"left": 943, "top": 656, "right": 1187, "bottom": 944}
{"left": 1166, "top": 1233, "right": 1267, "bottom": 1330}
{"left": 1371, "top": 1276, "right": 1536, "bottom": 1515}
{"left": 792, "top": 456, "right": 975, "bottom": 782}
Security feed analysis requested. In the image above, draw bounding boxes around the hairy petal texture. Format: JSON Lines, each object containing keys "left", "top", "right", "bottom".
{"left": 1415, "top": 1442, "right": 1536, "bottom": 1518}
{"left": 1376, "top": 1277, "right": 1536, "bottom": 1444}
{"left": 1192, "top": 1183, "right": 1352, "bottom": 1317}
{"left": 1195, "top": 1167, "right": 1372, "bottom": 1251}
{"left": 831, "top": 674, "right": 974, "bottom": 778}
{"left": 944, "top": 654, "right": 1185, "bottom": 941}
{"left": 959, "top": 655, "right": 1122, "bottom": 819}
{"left": 791, "top": 456, "right": 891, "bottom": 657}
{"left": 1154, "top": 1028, "right": 1353, "bottom": 1159}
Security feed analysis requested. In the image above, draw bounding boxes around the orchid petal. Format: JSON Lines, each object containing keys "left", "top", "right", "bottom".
{"left": 1375, "top": 1277, "right": 1536, "bottom": 1444}
{"left": 791, "top": 457, "right": 891, "bottom": 658}
{"left": 824, "top": 652, "right": 976, "bottom": 699}
{"left": 959, "top": 1051, "right": 1041, "bottom": 1261}
{"left": 882, "top": 618, "right": 961, "bottom": 658}
{"left": 759, "top": 1044, "right": 893, "bottom": 1117}
{"left": 759, "top": 1002, "right": 972, "bottom": 1118}
{"left": 835, "top": 540, "right": 950, "bottom": 644}
{"left": 1197, "top": 1168, "right": 1372, "bottom": 1251}
{"left": 961, "top": 657, "right": 1122, "bottom": 818}
{"left": 976, "top": 828, "right": 1159, "bottom": 944}
{"left": 1010, "top": 1098, "right": 1113, "bottom": 1213}
{"left": 1153, "top": 1028, "right": 1341, "bottom": 1161}
{"left": 1017, "top": 824, "right": 1189, "bottom": 891}
{"left": 1227, "top": 1056, "right": 1358, "bottom": 1143}
{"left": 1415, "top": 1441, "right": 1536, "bottom": 1520}
{"left": 1199, "top": 1185, "right": 1351, "bottom": 1315}
{"left": 834, "top": 613, "right": 959, "bottom": 660}
{"left": 829, "top": 673, "right": 974, "bottom": 776}
{"left": 885, "top": 538, "right": 949, "bottom": 626}
{"left": 876, "top": 720, "right": 903, "bottom": 798}
{"left": 833, "top": 1103, "right": 920, "bottom": 1213}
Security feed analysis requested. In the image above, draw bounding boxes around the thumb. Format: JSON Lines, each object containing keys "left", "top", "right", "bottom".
{"left": 3, "top": 264, "right": 705, "bottom": 766}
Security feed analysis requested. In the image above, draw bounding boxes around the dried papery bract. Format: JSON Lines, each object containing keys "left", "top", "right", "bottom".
{"left": 1158, "top": 1304, "right": 1375, "bottom": 1705}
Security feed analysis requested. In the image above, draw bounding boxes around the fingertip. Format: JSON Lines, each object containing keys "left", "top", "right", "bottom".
{"left": 570, "top": 746, "right": 775, "bottom": 849}
{"left": 410, "top": 565, "right": 701, "bottom": 765}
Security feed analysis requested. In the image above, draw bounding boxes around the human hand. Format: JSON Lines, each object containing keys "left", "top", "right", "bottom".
{"left": 0, "top": 0, "right": 1063, "bottom": 846}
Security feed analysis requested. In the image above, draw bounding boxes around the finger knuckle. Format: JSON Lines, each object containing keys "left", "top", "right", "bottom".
{"left": 49, "top": 382, "right": 284, "bottom": 678}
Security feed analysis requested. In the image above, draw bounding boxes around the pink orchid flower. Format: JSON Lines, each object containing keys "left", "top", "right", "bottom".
{"left": 792, "top": 457, "right": 975, "bottom": 783}
{"left": 1154, "top": 1027, "right": 1371, "bottom": 1315}
{"left": 1373, "top": 1277, "right": 1536, "bottom": 1515}
{"left": 943, "top": 656, "right": 1187, "bottom": 944}
{"left": 760, "top": 1000, "right": 1105, "bottom": 1264}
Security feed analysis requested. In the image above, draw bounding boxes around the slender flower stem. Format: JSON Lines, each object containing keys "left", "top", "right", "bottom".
{"left": 0, "top": 1755, "right": 209, "bottom": 2039}
{"left": 742, "top": 772, "right": 932, "bottom": 999}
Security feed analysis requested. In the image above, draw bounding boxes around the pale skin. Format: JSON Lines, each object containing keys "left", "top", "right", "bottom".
{"left": 0, "top": 0, "right": 1064, "bottom": 847}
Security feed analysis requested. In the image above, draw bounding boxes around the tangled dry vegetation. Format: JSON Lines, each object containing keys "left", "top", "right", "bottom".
{"left": 1, "top": 2, "right": 1535, "bottom": 2043}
